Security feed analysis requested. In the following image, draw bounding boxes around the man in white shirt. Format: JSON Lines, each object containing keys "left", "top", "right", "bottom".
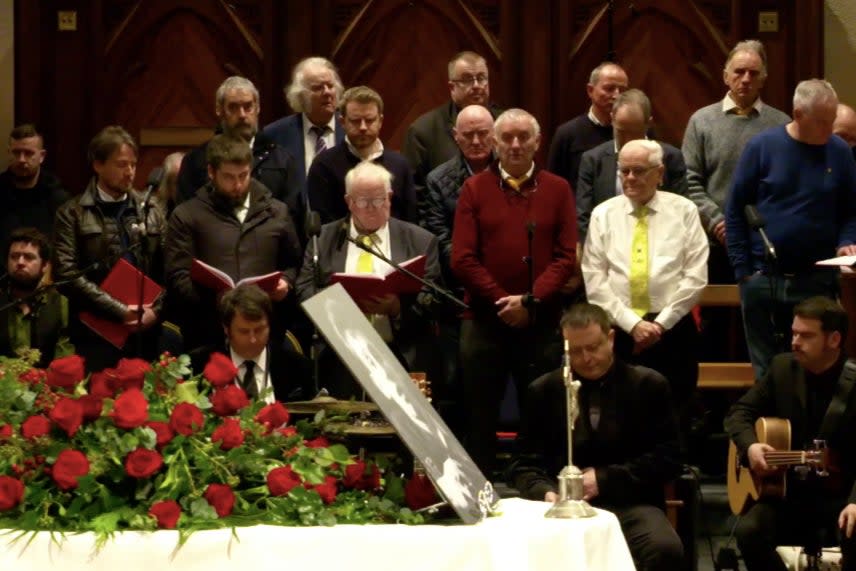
{"left": 296, "top": 161, "right": 440, "bottom": 399}
{"left": 582, "top": 139, "right": 708, "bottom": 427}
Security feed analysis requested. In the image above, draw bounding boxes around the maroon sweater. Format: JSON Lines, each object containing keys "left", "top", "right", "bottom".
{"left": 451, "top": 166, "right": 577, "bottom": 317}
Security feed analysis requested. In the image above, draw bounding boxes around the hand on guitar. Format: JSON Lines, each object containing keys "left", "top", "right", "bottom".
{"left": 839, "top": 503, "right": 856, "bottom": 538}
{"left": 748, "top": 442, "right": 778, "bottom": 475}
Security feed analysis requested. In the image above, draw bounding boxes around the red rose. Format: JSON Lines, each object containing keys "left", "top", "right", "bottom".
{"left": 125, "top": 448, "right": 163, "bottom": 478}
{"left": 110, "top": 388, "right": 149, "bottom": 429}
{"left": 255, "top": 402, "right": 290, "bottom": 431}
{"left": 0, "top": 475, "right": 24, "bottom": 511}
{"left": 21, "top": 415, "right": 51, "bottom": 439}
{"left": 203, "top": 353, "right": 238, "bottom": 387}
{"left": 266, "top": 465, "right": 302, "bottom": 496}
{"left": 52, "top": 449, "right": 90, "bottom": 490}
{"left": 405, "top": 472, "right": 438, "bottom": 510}
{"left": 149, "top": 500, "right": 181, "bottom": 529}
{"left": 304, "top": 436, "right": 329, "bottom": 449}
{"left": 211, "top": 418, "right": 244, "bottom": 450}
{"left": 49, "top": 397, "right": 84, "bottom": 436}
{"left": 344, "top": 460, "right": 381, "bottom": 491}
{"left": 210, "top": 385, "right": 250, "bottom": 417}
{"left": 78, "top": 395, "right": 103, "bottom": 422}
{"left": 89, "top": 371, "right": 115, "bottom": 399}
{"left": 204, "top": 483, "right": 235, "bottom": 517}
{"left": 45, "top": 355, "right": 85, "bottom": 390}
{"left": 0, "top": 424, "right": 12, "bottom": 440}
{"left": 145, "top": 421, "right": 174, "bottom": 447}
{"left": 110, "top": 358, "right": 151, "bottom": 392}
{"left": 169, "top": 403, "right": 204, "bottom": 436}
{"left": 307, "top": 475, "right": 338, "bottom": 504}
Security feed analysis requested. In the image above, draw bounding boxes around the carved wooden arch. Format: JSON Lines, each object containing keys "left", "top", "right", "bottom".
{"left": 330, "top": 0, "right": 502, "bottom": 150}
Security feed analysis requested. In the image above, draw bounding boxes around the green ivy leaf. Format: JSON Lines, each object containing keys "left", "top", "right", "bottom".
{"left": 189, "top": 498, "right": 218, "bottom": 520}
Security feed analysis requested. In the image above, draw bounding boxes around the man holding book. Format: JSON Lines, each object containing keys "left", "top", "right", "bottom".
{"left": 296, "top": 161, "right": 441, "bottom": 398}
{"left": 165, "top": 134, "right": 302, "bottom": 354}
{"left": 53, "top": 126, "right": 166, "bottom": 371}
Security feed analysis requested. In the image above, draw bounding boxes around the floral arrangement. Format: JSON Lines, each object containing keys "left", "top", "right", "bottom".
{"left": 0, "top": 352, "right": 435, "bottom": 543}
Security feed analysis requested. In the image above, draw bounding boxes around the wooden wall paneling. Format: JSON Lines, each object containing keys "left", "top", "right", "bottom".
{"left": 329, "top": 0, "right": 501, "bottom": 151}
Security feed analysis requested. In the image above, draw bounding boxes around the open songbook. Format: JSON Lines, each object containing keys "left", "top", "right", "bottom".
{"left": 190, "top": 259, "right": 281, "bottom": 294}
{"left": 329, "top": 255, "right": 426, "bottom": 303}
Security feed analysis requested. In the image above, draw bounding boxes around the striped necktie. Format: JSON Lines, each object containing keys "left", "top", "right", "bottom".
{"left": 310, "top": 125, "right": 328, "bottom": 156}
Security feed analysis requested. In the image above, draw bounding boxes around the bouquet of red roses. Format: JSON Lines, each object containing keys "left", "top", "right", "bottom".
{"left": 0, "top": 352, "right": 423, "bottom": 540}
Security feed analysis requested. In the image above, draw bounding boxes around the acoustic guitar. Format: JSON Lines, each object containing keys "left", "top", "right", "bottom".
{"left": 727, "top": 417, "right": 828, "bottom": 515}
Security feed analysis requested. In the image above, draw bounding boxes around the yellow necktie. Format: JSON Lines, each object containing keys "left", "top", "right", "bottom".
{"left": 506, "top": 175, "right": 528, "bottom": 191}
{"left": 629, "top": 206, "right": 650, "bottom": 317}
{"left": 356, "top": 234, "right": 376, "bottom": 274}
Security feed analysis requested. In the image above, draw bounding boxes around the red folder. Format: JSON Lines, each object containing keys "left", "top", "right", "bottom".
{"left": 79, "top": 259, "right": 163, "bottom": 349}
{"left": 190, "top": 259, "right": 281, "bottom": 294}
{"left": 329, "top": 255, "right": 426, "bottom": 303}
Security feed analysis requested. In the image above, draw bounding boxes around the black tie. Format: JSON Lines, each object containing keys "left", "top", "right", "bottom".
{"left": 242, "top": 360, "right": 258, "bottom": 399}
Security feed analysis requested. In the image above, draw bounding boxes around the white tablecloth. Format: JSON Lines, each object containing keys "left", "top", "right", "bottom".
{"left": 0, "top": 498, "right": 635, "bottom": 571}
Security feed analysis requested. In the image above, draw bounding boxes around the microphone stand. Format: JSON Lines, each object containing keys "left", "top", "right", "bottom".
{"left": 346, "top": 235, "right": 468, "bottom": 311}
{"left": 136, "top": 197, "right": 150, "bottom": 357}
{"left": 545, "top": 339, "right": 596, "bottom": 519}
{"left": 522, "top": 221, "right": 539, "bottom": 374}
{"left": 310, "top": 225, "right": 323, "bottom": 393}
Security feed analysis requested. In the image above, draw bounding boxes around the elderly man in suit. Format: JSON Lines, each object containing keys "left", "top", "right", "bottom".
{"left": 263, "top": 57, "right": 347, "bottom": 189}
{"left": 297, "top": 161, "right": 441, "bottom": 399}
{"left": 576, "top": 88, "right": 688, "bottom": 243}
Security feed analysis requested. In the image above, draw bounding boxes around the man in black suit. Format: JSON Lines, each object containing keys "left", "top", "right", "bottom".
{"left": 510, "top": 302, "right": 684, "bottom": 571}
{"left": 402, "top": 51, "right": 502, "bottom": 203}
{"left": 297, "top": 161, "right": 441, "bottom": 398}
{"left": 262, "top": 57, "right": 346, "bottom": 189}
{"left": 176, "top": 76, "right": 305, "bottom": 241}
{"left": 725, "top": 296, "right": 856, "bottom": 571}
{"left": 190, "top": 284, "right": 312, "bottom": 402}
{"left": 576, "top": 88, "right": 688, "bottom": 242}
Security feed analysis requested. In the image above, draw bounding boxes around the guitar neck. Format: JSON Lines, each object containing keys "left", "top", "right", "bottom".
{"left": 764, "top": 451, "right": 813, "bottom": 467}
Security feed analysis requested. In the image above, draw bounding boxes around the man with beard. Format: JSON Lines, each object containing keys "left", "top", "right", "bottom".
{"left": 0, "top": 125, "right": 68, "bottom": 249}
{"left": 165, "top": 134, "right": 302, "bottom": 353}
{"left": 0, "top": 227, "right": 69, "bottom": 366}
{"left": 176, "top": 76, "right": 304, "bottom": 241}
{"left": 53, "top": 126, "right": 166, "bottom": 371}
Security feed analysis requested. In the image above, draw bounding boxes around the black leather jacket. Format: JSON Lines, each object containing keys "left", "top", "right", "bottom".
{"left": 53, "top": 178, "right": 166, "bottom": 322}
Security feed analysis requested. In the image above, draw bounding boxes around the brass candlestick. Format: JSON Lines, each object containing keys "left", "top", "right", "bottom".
{"left": 545, "top": 339, "right": 596, "bottom": 519}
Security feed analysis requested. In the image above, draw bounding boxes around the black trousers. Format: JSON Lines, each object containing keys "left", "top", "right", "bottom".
{"left": 614, "top": 312, "right": 698, "bottom": 437}
{"left": 611, "top": 504, "right": 684, "bottom": 571}
{"left": 459, "top": 314, "right": 561, "bottom": 475}
{"left": 736, "top": 496, "right": 856, "bottom": 571}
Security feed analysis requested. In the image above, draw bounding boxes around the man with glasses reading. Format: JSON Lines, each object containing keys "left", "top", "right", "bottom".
{"left": 403, "top": 51, "right": 502, "bottom": 206}
{"left": 582, "top": 139, "right": 708, "bottom": 433}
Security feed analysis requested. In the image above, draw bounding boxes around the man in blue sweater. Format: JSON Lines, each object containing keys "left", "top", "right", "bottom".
{"left": 726, "top": 79, "right": 856, "bottom": 379}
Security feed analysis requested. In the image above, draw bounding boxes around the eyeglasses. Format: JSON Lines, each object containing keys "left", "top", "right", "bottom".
{"left": 351, "top": 197, "right": 387, "bottom": 209}
{"left": 618, "top": 165, "right": 657, "bottom": 177}
{"left": 451, "top": 75, "right": 489, "bottom": 88}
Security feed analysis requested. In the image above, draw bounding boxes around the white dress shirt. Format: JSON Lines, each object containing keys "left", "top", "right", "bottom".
{"left": 302, "top": 113, "right": 337, "bottom": 174}
{"left": 721, "top": 92, "right": 765, "bottom": 115}
{"left": 230, "top": 346, "right": 274, "bottom": 404}
{"left": 234, "top": 190, "right": 250, "bottom": 223}
{"left": 582, "top": 191, "right": 709, "bottom": 333}
{"left": 344, "top": 219, "right": 394, "bottom": 340}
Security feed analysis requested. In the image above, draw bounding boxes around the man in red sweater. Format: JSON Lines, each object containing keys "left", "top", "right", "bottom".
{"left": 451, "top": 108, "right": 577, "bottom": 475}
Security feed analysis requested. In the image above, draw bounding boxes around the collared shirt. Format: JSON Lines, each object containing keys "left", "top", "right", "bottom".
{"left": 722, "top": 92, "right": 764, "bottom": 116}
{"left": 301, "top": 113, "right": 337, "bottom": 174}
{"left": 234, "top": 190, "right": 251, "bottom": 223}
{"left": 582, "top": 191, "right": 709, "bottom": 333}
{"left": 499, "top": 162, "right": 535, "bottom": 187}
{"left": 345, "top": 219, "right": 394, "bottom": 340}
{"left": 97, "top": 186, "right": 128, "bottom": 203}
{"left": 230, "top": 346, "right": 274, "bottom": 404}
{"left": 587, "top": 106, "right": 608, "bottom": 127}
{"left": 345, "top": 137, "right": 384, "bottom": 162}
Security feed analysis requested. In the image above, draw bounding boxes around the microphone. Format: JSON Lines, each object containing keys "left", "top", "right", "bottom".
{"left": 336, "top": 217, "right": 350, "bottom": 250}
{"left": 744, "top": 204, "right": 776, "bottom": 261}
{"left": 141, "top": 167, "right": 165, "bottom": 210}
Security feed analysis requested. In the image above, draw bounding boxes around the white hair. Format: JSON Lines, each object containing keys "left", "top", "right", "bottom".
{"left": 621, "top": 139, "right": 663, "bottom": 167}
{"left": 285, "top": 57, "right": 344, "bottom": 113}
{"left": 215, "top": 76, "right": 259, "bottom": 109}
{"left": 344, "top": 161, "right": 393, "bottom": 195}
{"left": 793, "top": 79, "right": 838, "bottom": 114}
{"left": 494, "top": 108, "right": 541, "bottom": 138}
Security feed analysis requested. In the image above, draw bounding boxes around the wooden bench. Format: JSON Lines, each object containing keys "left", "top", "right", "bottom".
{"left": 699, "top": 284, "right": 741, "bottom": 307}
{"left": 698, "top": 362, "right": 755, "bottom": 390}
